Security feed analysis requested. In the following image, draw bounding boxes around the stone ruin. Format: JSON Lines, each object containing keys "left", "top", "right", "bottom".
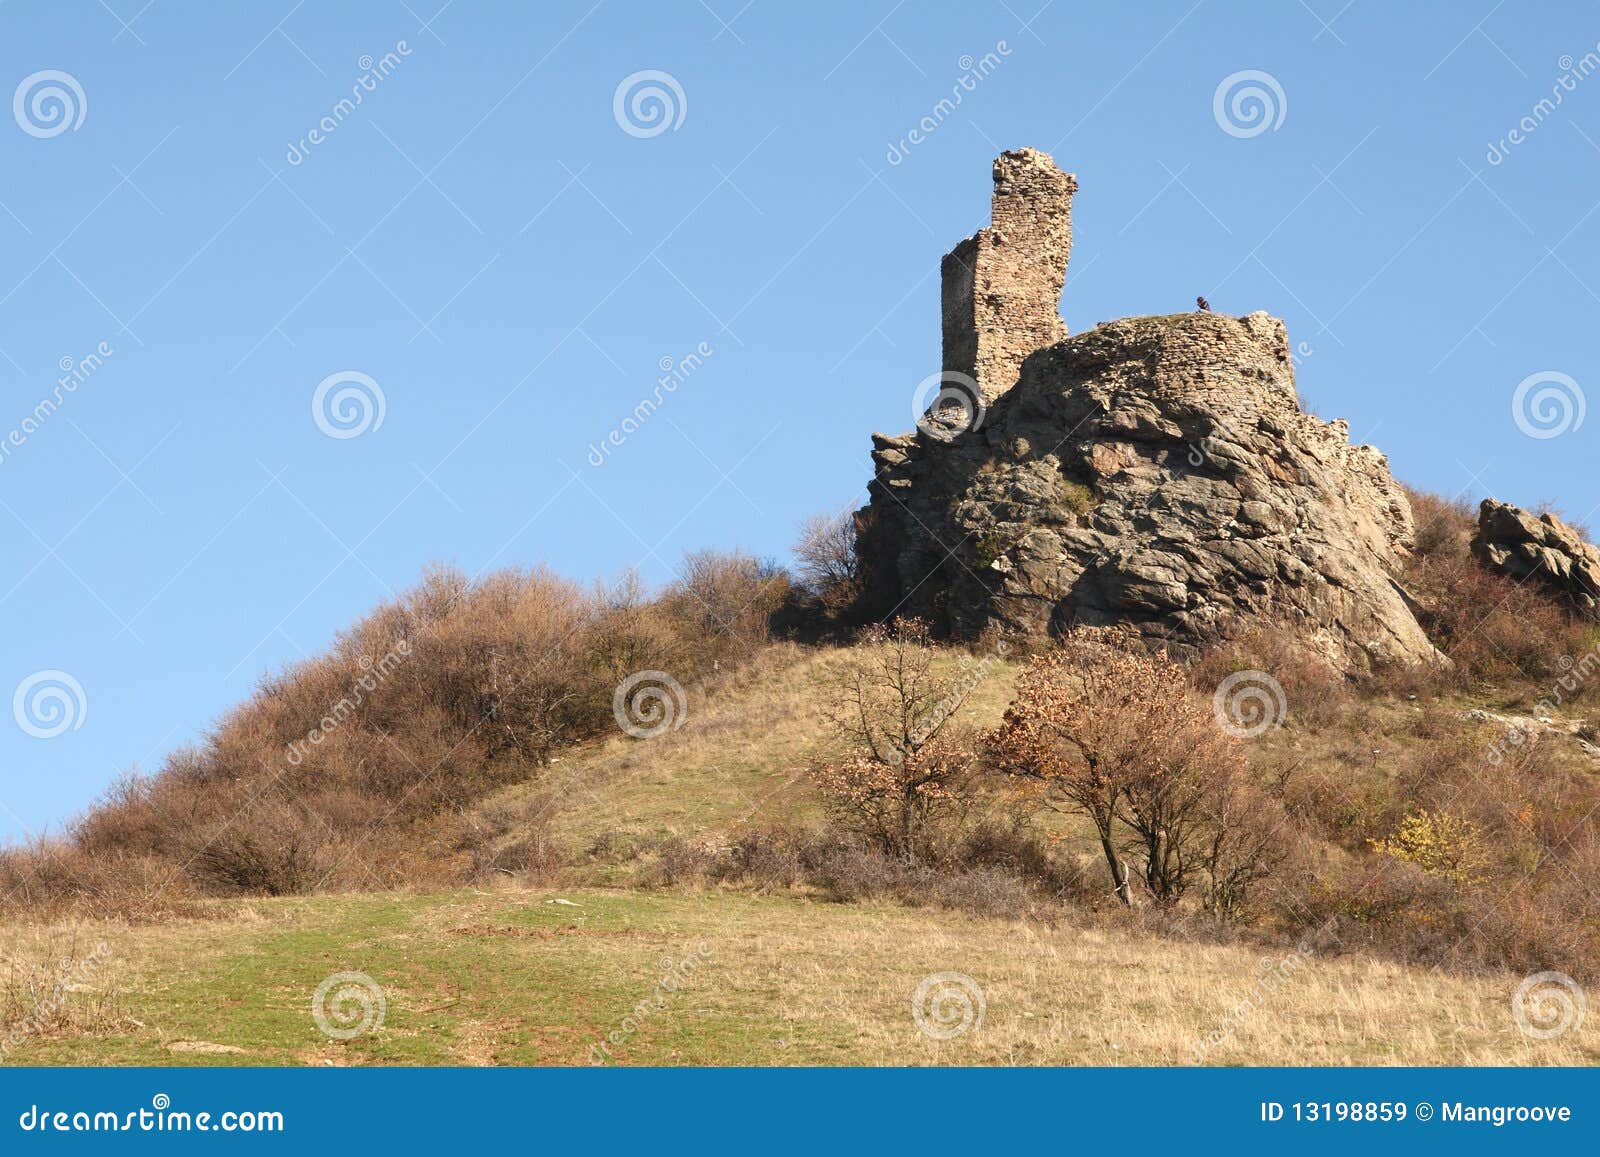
{"left": 855, "top": 148, "right": 1440, "bottom": 673}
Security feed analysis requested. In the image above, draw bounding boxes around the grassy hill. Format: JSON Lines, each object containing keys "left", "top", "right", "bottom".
{"left": 5, "top": 887, "right": 1595, "bottom": 1066}
{"left": 4, "top": 638, "right": 1599, "bottom": 1066}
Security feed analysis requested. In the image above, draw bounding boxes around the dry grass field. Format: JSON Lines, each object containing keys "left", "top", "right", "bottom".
{"left": 3, "top": 885, "right": 1593, "bottom": 1067}
{"left": 3, "top": 639, "right": 1596, "bottom": 1067}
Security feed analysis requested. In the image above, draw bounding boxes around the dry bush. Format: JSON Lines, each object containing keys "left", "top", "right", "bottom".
{"left": 1191, "top": 627, "right": 1350, "bottom": 731}
{"left": 786, "top": 509, "right": 862, "bottom": 633}
{"left": 21, "top": 557, "right": 787, "bottom": 915}
{"left": 1406, "top": 487, "right": 1477, "bottom": 561}
{"left": 1397, "top": 486, "right": 1599, "bottom": 691}
{"left": 810, "top": 620, "right": 979, "bottom": 859}
{"left": 988, "top": 632, "right": 1258, "bottom": 909}
{"left": 643, "top": 826, "right": 1064, "bottom": 922}
{"left": 657, "top": 549, "right": 789, "bottom": 673}
{"left": 1267, "top": 701, "right": 1600, "bottom": 979}
{"left": 1, "top": 934, "right": 123, "bottom": 1058}
{"left": 589, "top": 569, "right": 684, "bottom": 685}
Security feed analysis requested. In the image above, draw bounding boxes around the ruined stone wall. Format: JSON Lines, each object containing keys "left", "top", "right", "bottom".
{"left": 940, "top": 148, "right": 1075, "bottom": 402}
{"left": 859, "top": 150, "right": 1437, "bottom": 673}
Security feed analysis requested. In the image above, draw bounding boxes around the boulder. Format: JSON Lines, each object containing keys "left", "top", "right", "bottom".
{"left": 856, "top": 312, "right": 1439, "bottom": 672}
{"left": 1471, "top": 498, "right": 1600, "bottom": 617}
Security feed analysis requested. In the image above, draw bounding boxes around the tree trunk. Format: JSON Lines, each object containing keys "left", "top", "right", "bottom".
{"left": 1095, "top": 819, "right": 1130, "bottom": 906}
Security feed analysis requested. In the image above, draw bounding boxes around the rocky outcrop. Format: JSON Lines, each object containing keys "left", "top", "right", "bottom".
{"left": 1472, "top": 499, "right": 1600, "bottom": 617}
{"left": 855, "top": 150, "right": 1439, "bottom": 673}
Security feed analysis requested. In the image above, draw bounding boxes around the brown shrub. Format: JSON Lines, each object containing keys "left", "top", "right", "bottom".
{"left": 22, "top": 557, "right": 780, "bottom": 914}
{"left": 1397, "top": 486, "right": 1599, "bottom": 691}
{"left": 810, "top": 620, "right": 981, "bottom": 859}
{"left": 988, "top": 631, "right": 1250, "bottom": 907}
{"left": 1191, "top": 627, "right": 1350, "bottom": 732}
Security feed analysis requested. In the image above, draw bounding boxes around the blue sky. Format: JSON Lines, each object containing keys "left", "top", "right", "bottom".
{"left": 2, "top": 0, "right": 1598, "bottom": 839}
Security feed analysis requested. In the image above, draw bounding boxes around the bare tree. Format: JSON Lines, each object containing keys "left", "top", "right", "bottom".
{"left": 812, "top": 620, "right": 974, "bottom": 858}
{"left": 793, "top": 509, "right": 860, "bottom": 610}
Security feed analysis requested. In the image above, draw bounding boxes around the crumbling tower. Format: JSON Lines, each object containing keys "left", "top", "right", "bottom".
{"left": 940, "top": 147, "right": 1076, "bottom": 403}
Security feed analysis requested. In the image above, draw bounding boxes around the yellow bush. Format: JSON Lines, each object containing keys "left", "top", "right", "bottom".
{"left": 1370, "top": 809, "right": 1485, "bottom": 886}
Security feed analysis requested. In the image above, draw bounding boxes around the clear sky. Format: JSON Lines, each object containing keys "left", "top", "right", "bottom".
{"left": 2, "top": 0, "right": 1597, "bottom": 840}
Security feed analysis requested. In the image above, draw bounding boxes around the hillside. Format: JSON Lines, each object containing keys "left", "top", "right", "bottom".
{"left": 4, "top": 888, "right": 1593, "bottom": 1067}
{"left": 4, "top": 618, "right": 1600, "bottom": 1066}
{"left": 7, "top": 148, "right": 1600, "bottom": 1070}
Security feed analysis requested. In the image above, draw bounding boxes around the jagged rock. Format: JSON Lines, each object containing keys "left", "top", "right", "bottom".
{"left": 1471, "top": 499, "right": 1600, "bottom": 617}
{"left": 855, "top": 150, "right": 1440, "bottom": 674}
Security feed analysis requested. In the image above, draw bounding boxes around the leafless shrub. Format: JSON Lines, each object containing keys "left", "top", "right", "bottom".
{"left": 810, "top": 619, "right": 979, "bottom": 859}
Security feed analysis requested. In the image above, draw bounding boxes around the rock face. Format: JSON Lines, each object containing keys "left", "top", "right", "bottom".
{"left": 855, "top": 149, "right": 1438, "bottom": 673}
{"left": 1472, "top": 499, "right": 1600, "bottom": 617}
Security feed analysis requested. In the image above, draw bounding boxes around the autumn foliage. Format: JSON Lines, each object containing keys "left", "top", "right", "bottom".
{"left": 986, "top": 632, "right": 1270, "bottom": 910}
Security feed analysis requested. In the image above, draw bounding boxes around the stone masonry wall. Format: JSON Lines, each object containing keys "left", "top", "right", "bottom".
{"left": 939, "top": 148, "right": 1075, "bottom": 403}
